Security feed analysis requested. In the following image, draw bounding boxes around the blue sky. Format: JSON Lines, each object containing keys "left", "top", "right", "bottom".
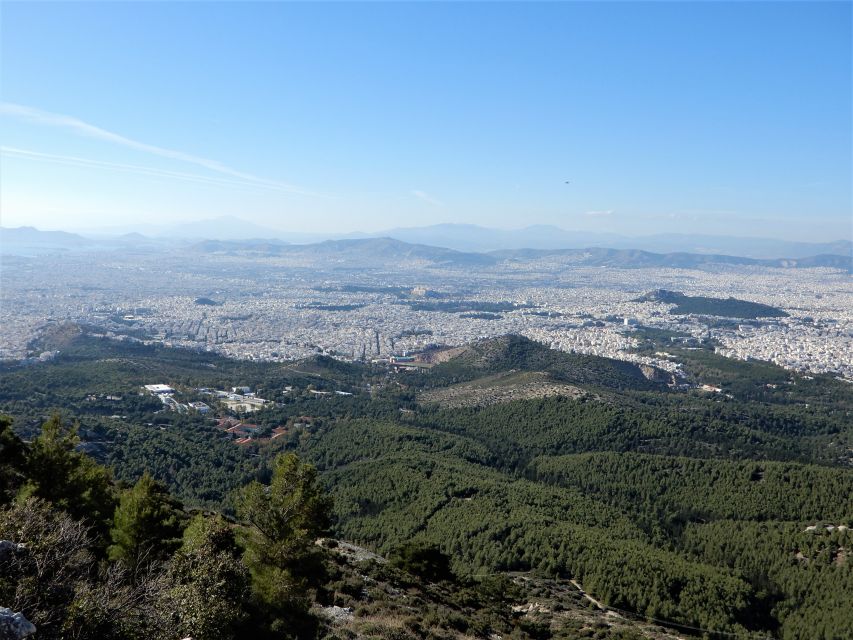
{"left": 1, "top": 1, "right": 850, "bottom": 240}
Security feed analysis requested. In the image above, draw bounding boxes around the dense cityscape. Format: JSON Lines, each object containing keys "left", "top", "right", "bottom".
{"left": 2, "top": 245, "right": 851, "bottom": 381}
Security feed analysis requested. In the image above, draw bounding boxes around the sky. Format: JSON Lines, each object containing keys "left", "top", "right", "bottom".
{"left": 0, "top": 1, "right": 850, "bottom": 241}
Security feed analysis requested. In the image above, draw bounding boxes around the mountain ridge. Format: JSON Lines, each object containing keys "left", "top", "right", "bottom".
{"left": 189, "top": 236, "right": 852, "bottom": 270}
{"left": 19, "top": 217, "right": 851, "bottom": 258}
{"left": 3, "top": 224, "right": 850, "bottom": 270}
{"left": 377, "top": 222, "right": 852, "bottom": 258}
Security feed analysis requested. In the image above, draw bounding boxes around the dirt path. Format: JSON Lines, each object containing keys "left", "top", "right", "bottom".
{"left": 570, "top": 579, "right": 608, "bottom": 610}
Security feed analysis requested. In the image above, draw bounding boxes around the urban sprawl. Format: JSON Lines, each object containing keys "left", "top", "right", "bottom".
{"left": 2, "top": 249, "right": 851, "bottom": 382}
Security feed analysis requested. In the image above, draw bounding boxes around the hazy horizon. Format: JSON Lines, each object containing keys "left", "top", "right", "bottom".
{"left": 1, "top": 2, "right": 851, "bottom": 242}
{"left": 4, "top": 216, "right": 851, "bottom": 247}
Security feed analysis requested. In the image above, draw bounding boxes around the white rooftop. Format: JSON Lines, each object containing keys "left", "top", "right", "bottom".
{"left": 144, "top": 384, "right": 174, "bottom": 393}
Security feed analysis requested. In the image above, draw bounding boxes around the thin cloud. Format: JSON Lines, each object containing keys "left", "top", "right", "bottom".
{"left": 412, "top": 190, "right": 443, "bottom": 206}
{"left": 1, "top": 146, "right": 302, "bottom": 193}
{"left": 585, "top": 210, "right": 613, "bottom": 217}
{"left": 0, "top": 102, "right": 315, "bottom": 196}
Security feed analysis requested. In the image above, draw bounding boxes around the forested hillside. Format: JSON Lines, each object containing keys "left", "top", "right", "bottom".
{"left": 1, "top": 328, "right": 851, "bottom": 638}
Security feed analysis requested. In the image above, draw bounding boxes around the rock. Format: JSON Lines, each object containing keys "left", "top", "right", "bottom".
{"left": 639, "top": 364, "right": 672, "bottom": 384}
{"left": 317, "top": 538, "right": 386, "bottom": 564}
{"left": 0, "top": 541, "right": 26, "bottom": 564}
{"left": 316, "top": 605, "right": 354, "bottom": 624}
{"left": 0, "top": 608, "right": 36, "bottom": 639}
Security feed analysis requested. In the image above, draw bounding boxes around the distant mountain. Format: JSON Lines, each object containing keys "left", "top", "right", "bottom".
{"left": 776, "top": 254, "right": 853, "bottom": 269}
{"left": 0, "top": 226, "right": 195, "bottom": 255}
{"left": 72, "top": 216, "right": 291, "bottom": 241}
{"left": 190, "top": 236, "right": 850, "bottom": 271}
{"left": 375, "top": 223, "right": 851, "bottom": 259}
{"left": 115, "top": 232, "right": 150, "bottom": 242}
{"left": 5, "top": 224, "right": 848, "bottom": 271}
{"left": 1, "top": 226, "right": 91, "bottom": 246}
{"left": 67, "top": 218, "right": 851, "bottom": 259}
{"left": 0, "top": 226, "right": 93, "bottom": 255}
{"left": 619, "top": 234, "right": 852, "bottom": 260}
{"left": 191, "top": 237, "right": 497, "bottom": 267}
{"left": 105, "top": 232, "right": 185, "bottom": 250}
{"left": 294, "top": 238, "right": 496, "bottom": 266}
{"left": 190, "top": 239, "right": 291, "bottom": 253}
{"left": 380, "top": 223, "right": 619, "bottom": 253}
{"left": 491, "top": 247, "right": 852, "bottom": 271}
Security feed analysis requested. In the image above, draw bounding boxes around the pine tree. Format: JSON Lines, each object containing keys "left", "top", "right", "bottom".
{"left": 237, "top": 453, "right": 331, "bottom": 613}
{"left": 18, "top": 414, "right": 115, "bottom": 537}
{"left": 0, "top": 415, "right": 27, "bottom": 503}
{"left": 160, "top": 515, "right": 250, "bottom": 640}
{"left": 108, "top": 472, "right": 183, "bottom": 572}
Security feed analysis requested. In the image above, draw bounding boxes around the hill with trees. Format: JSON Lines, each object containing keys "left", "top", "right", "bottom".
{"left": 1, "top": 415, "right": 695, "bottom": 640}
{"left": 1, "top": 329, "right": 851, "bottom": 638}
{"left": 635, "top": 289, "right": 789, "bottom": 318}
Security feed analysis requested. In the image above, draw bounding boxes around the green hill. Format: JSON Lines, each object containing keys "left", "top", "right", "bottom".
{"left": 1, "top": 328, "right": 851, "bottom": 638}
{"left": 427, "top": 334, "right": 664, "bottom": 391}
{"left": 636, "top": 289, "right": 789, "bottom": 318}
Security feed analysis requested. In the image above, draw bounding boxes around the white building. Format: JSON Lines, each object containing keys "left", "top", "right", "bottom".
{"left": 144, "top": 384, "right": 174, "bottom": 395}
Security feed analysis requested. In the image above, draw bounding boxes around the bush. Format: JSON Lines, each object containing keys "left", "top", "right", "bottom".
{"left": 390, "top": 542, "right": 454, "bottom": 583}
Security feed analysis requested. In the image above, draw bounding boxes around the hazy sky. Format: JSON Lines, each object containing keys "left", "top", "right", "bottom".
{"left": 1, "top": 1, "right": 850, "bottom": 240}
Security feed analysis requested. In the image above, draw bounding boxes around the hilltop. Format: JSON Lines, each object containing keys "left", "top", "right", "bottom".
{"left": 635, "top": 289, "right": 789, "bottom": 318}
{"left": 428, "top": 334, "right": 667, "bottom": 390}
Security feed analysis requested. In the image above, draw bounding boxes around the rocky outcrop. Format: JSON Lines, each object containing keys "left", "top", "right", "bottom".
{"left": 0, "top": 608, "right": 36, "bottom": 640}
{"left": 0, "top": 544, "right": 34, "bottom": 639}
{"left": 639, "top": 364, "right": 674, "bottom": 385}
{"left": 0, "top": 541, "right": 26, "bottom": 564}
